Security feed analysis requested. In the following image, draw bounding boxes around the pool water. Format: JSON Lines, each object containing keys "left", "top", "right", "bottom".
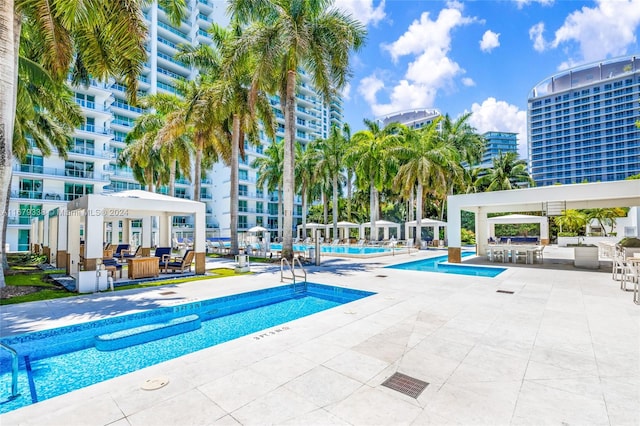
{"left": 0, "top": 283, "right": 374, "bottom": 414}
{"left": 387, "top": 252, "right": 506, "bottom": 277}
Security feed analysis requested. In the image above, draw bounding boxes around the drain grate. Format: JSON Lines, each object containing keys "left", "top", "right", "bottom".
{"left": 159, "top": 291, "right": 177, "bottom": 296}
{"left": 381, "top": 372, "right": 429, "bottom": 398}
{"left": 375, "top": 275, "right": 388, "bottom": 278}
{"left": 496, "top": 289, "right": 514, "bottom": 294}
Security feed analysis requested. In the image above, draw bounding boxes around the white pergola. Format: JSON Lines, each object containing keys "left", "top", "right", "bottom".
{"left": 404, "top": 218, "right": 448, "bottom": 244}
{"left": 333, "top": 221, "right": 361, "bottom": 240}
{"left": 297, "top": 222, "right": 327, "bottom": 239}
{"left": 55, "top": 190, "right": 206, "bottom": 293}
{"left": 446, "top": 180, "right": 640, "bottom": 263}
{"left": 487, "top": 214, "right": 549, "bottom": 242}
{"left": 360, "top": 220, "right": 401, "bottom": 241}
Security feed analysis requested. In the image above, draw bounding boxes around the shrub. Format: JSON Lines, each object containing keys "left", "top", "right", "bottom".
{"left": 558, "top": 232, "right": 578, "bottom": 237}
{"left": 461, "top": 229, "right": 476, "bottom": 245}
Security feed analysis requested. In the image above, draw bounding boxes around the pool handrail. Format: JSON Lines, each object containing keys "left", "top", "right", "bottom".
{"left": 0, "top": 342, "right": 19, "bottom": 399}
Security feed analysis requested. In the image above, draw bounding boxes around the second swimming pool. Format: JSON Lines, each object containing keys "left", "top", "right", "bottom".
{"left": 387, "top": 252, "right": 506, "bottom": 277}
{"left": 0, "top": 283, "right": 374, "bottom": 414}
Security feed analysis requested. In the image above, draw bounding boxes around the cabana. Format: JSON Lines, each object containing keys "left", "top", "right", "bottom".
{"left": 487, "top": 214, "right": 548, "bottom": 244}
{"left": 59, "top": 190, "right": 206, "bottom": 293}
{"left": 332, "top": 221, "right": 361, "bottom": 241}
{"left": 297, "top": 222, "right": 327, "bottom": 240}
{"left": 446, "top": 180, "right": 640, "bottom": 263}
{"left": 404, "top": 218, "right": 448, "bottom": 246}
{"left": 360, "top": 220, "right": 401, "bottom": 241}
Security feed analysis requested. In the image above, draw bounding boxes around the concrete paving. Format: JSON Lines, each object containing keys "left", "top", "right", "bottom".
{"left": 1, "top": 246, "right": 638, "bottom": 425}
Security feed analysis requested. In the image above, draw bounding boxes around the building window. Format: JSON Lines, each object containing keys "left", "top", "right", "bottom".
{"left": 238, "top": 200, "right": 247, "bottom": 212}
{"left": 239, "top": 184, "right": 248, "bottom": 196}
{"left": 238, "top": 215, "right": 247, "bottom": 229}
{"left": 239, "top": 169, "right": 248, "bottom": 181}
{"left": 256, "top": 201, "right": 263, "bottom": 214}
{"left": 19, "top": 179, "right": 43, "bottom": 199}
{"left": 64, "top": 183, "right": 93, "bottom": 201}
{"left": 65, "top": 160, "right": 94, "bottom": 178}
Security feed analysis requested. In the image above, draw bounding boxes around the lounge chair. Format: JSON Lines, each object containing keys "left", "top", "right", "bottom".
{"left": 163, "top": 249, "right": 195, "bottom": 274}
{"left": 356, "top": 239, "right": 366, "bottom": 247}
{"left": 121, "top": 245, "right": 141, "bottom": 260}
{"left": 154, "top": 247, "right": 172, "bottom": 268}
{"left": 330, "top": 239, "right": 340, "bottom": 246}
{"left": 113, "top": 244, "right": 130, "bottom": 261}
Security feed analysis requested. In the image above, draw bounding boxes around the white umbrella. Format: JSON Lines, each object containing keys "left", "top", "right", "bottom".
{"left": 247, "top": 226, "right": 268, "bottom": 233}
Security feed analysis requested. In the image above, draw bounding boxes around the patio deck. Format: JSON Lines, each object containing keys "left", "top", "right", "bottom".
{"left": 1, "top": 246, "right": 638, "bottom": 425}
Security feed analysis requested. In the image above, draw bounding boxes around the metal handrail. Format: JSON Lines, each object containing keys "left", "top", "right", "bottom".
{"left": 292, "top": 257, "right": 307, "bottom": 293}
{"left": 281, "top": 258, "right": 294, "bottom": 283}
{"left": 0, "top": 342, "right": 19, "bottom": 398}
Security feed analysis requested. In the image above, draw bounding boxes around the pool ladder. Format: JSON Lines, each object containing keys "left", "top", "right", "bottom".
{"left": 0, "top": 342, "right": 20, "bottom": 399}
{"left": 280, "top": 257, "right": 307, "bottom": 293}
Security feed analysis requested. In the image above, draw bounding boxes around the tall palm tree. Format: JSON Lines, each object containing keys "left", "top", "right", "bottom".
{"left": 347, "top": 119, "right": 401, "bottom": 241}
{"left": 392, "top": 119, "right": 457, "bottom": 247}
{"left": 584, "top": 208, "right": 626, "bottom": 236}
{"left": 554, "top": 209, "right": 587, "bottom": 234}
{"left": 295, "top": 141, "right": 321, "bottom": 240}
{"left": 315, "top": 124, "right": 347, "bottom": 239}
{"left": 201, "top": 23, "right": 276, "bottom": 255}
{"left": 1, "top": 0, "right": 186, "bottom": 286}
{"left": 253, "top": 140, "right": 284, "bottom": 241}
{"left": 119, "top": 134, "right": 163, "bottom": 192}
{"left": 477, "top": 151, "right": 534, "bottom": 191}
{"left": 342, "top": 123, "right": 355, "bottom": 221}
{"left": 230, "top": 0, "right": 366, "bottom": 259}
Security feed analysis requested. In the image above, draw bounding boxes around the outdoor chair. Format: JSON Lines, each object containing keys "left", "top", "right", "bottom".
{"left": 154, "top": 247, "right": 172, "bottom": 268}
{"left": 121, "top": 246, "right": 142, "bottom": 260}
{"left": 163, "top": 249, "right": 195, "bottom": 274}
{"left": 113, "top": 244, "right": 130, "bottom": 261}
{"left": 102, "top": 258, "right": 122, "bottom": 279}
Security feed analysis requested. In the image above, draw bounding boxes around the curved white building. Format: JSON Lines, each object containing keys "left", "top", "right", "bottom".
{"left": 376, "top": 108, "right": 441, "bottom": 129}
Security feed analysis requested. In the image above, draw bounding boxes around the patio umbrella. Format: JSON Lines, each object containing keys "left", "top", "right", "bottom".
{"left": 247, "top": 226, "right": 268, "bottom": 233}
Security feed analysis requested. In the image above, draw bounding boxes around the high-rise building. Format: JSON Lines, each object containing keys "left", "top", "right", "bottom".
{"left": 528, "top": 55, "right": 640, "bottom": 187}
{"left": 6, "top": 2, "right": 343, "bottom": 250}
{"left": 376, "top": 108, "right": 441, "bottom": 129}
{"left": 480, "top": 131, "right": 519, "bottom": 167}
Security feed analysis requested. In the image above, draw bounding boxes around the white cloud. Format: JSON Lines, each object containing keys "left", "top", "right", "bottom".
{"left": 513, "top": 0, "right": 554, "bottom": 9}
{"left": 467, "top": 97, "right": 528, "bottom": 160}
{"left": 529, "top": 22, "right": 547, "bottom": 52}
{"left": 531, "top": 0, "right": 640, "bottom": 65}
{"left": 479, "top": 30, "right": 500, "bottom": 52}
{"left": 363, "top": 4, "right": 479, "bottom": 116}
{"left": 341, "top": 83, "right": 352, "bottom": 101}
{"left": 357, "top": 75, "right": 384, "bottom": 105}
{"left": 461, "top": 77, "right": 475, "bottom": 87}
{"left": 333, "top": 0, "right": 386, "bottom": 27}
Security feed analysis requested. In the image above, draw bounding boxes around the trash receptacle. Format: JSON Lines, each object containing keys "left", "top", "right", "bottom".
{"left": 307, "top": 247, "right": 315, "bottom": 260}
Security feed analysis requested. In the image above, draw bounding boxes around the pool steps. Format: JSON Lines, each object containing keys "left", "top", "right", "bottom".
{"left": 95, "top": 314, "right": 201, "bottom": 351}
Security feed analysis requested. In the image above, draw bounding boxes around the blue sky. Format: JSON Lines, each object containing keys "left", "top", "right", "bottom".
{"left": 334, "top": 0, "right": 640, "bottom": 158}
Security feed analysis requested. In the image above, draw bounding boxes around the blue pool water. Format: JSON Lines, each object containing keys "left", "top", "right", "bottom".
{"left": 269, "top": 243, "right": 392, "bottom": 255}
{"left": 0, "top": 283, "right": 374, "bottom": 414}
{"left": 387, "top": 252, "right": 506, "bottom": 277}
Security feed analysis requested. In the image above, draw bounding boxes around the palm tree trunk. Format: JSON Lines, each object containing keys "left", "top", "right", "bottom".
{"left": 409, "top": 188, "right": 415, "bottom": 238}
{"left": 301, "top": 187, "right": 307, "bottom": 240}
{"left": 194, "top": 140, "right": 202, "bottom": 202}
{"left": 281, "top": 70, "right": 296, "bottom": 259}
{"left": 346, "top": 169, "right": 353, "bottom": 221}
{"left": 0, "top": 5, "right": 19, "bottom": 285}
{"left": 415, "top": 182, "right": 423, "bottom": 248}
{"left": 369, "top": 182, "right": 376, "bottom": 241}
{"left": 332, "top": 175, "right": 338, "bottom": 239}
{"left": 230, "top": 115, "right": 240, "bottom": 255}
{"left": 323, "top": 192, "right": 328, "bottom": 227}
{"left": 278, "top": 184, "right": 283, "bottom": 241}
{"left": 169, "top": 160, "right": 176, "bottom": 197}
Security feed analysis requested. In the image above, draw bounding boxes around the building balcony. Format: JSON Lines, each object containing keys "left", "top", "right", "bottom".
{"left": 7, "top": 216, "right": 33, "bottom": 226}
{"left": 77, "top": 124, "right": 110, "bottom": 136}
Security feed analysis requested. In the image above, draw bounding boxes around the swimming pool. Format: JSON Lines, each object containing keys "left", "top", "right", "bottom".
{"left": 387, "top": 252, "right": 506, "bottom": 277}
{"left": 268, "top": 243, "right": 394, "bottom": 257}
{"left": 0, "top": 283, "right": 374, "bottom": 414}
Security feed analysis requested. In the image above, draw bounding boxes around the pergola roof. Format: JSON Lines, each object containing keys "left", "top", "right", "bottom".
{"left": 69, "top": 190, "right": 204, "bottom": 217}
{"left": 487, "top": 214, "right": 547, "bottom": 224}
{"left": 404, "top": 218, "right": 448, "bottom": 227}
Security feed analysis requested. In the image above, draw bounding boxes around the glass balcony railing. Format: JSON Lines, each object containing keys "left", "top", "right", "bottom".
{"left": 78, "top": 124, "right": 109, "bottom": 134}
{"left": 10, "top": 190, "right": 43, "bottom": 200}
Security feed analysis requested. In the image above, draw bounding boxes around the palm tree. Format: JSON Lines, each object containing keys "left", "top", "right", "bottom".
{"left": 555, "top": 209, "right": 587, "bottom": 234}
{"left": 342, "top": 123, "right": 356, "bottom": 221}
{"left": 295, "top": 141, "right": 321, "bottom": 241}
{"left": 315, "top": 124, "right": 347, "bottom": 239}
{"left": 347, "top": 119, "right": 402, "bottom": 241}
{"left": 253, "top": 141, "right": 284, "bottom": 241}
{"left": 119, "top": 134, "right": 163, "bottom": 192}
{"left": 1, "top": 1, "right": 186, "bottom": 286}
{"left": 585, "top": 208, "right": 626, "bottom": 236}
{"left": 392, "top": 119, "right": 457, "bottom": 247}
{"left": 203, "top": 23, "right": 276, "bottom": 255}
{"left": 124, "top": 94, "right": 192, "bottom": 196}
{"left": 477, "top": 151, "right": 534, "bottom": 191}
{"left": 230, "top": 0, "right": 366, "bottom": 258}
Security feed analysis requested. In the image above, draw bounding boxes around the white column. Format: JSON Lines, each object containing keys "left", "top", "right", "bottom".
{"left": 142, "top": 216, "right": 152, "bottom": 247}
{"left": 85, "top": 211, "right": 103, "bottom": 260}
{"left": 540, "top": 218, "right": 549, "bottom": 242}
{"left": 476, "top": 208, "right": 489, "bottom": 256}
{"left": 122, "top": 219, "right": 131, "bottom": 244}
{"left": 58, "top": 212, "right": 68, "bottom": 251}
{"left": 434, "top": 225, "right": 440, "bottom": 242}
{"left": 110, "top": 221, "right": 119, "bottom": 244}
{"left": 159, "top": 215, "right": 171, "bottom": 247}
{"left": 68, "top": 213, "right": 82, "bottom": 275}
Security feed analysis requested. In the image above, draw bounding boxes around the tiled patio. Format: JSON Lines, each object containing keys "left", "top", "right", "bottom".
{"left": 1, "top": 246, "right": 638, "bottom": 425}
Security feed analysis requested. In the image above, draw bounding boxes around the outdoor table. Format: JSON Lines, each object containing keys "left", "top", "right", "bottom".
{"left": 487, "top": 245, "right": 542, "bottom": 264}
{"left": 127, "top": 257, "right": 159, "bottom": 280}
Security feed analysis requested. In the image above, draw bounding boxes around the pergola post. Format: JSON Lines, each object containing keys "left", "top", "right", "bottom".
{"left": 476, "top": 208, "right": 489, "bottom": 256}
{"left": 68, "top": 213, "right": 82, "bottom": 276}
{"left": 159, "top": 215, "right": 171, "bottom": 247}
{"left": 142, "top": 216, "right": 152, "bottom": 256}
{"left": 57, "top": 210, "right": 68, "bottom": 270}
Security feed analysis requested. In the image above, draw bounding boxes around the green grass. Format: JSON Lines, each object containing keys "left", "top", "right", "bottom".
{"left": 1, "top": 266, "right": 250, "bottom": 306}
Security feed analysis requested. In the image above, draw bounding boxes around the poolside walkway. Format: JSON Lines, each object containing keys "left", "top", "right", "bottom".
{"left": 1, "top": 246, "right": 638, "bottom": 425}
